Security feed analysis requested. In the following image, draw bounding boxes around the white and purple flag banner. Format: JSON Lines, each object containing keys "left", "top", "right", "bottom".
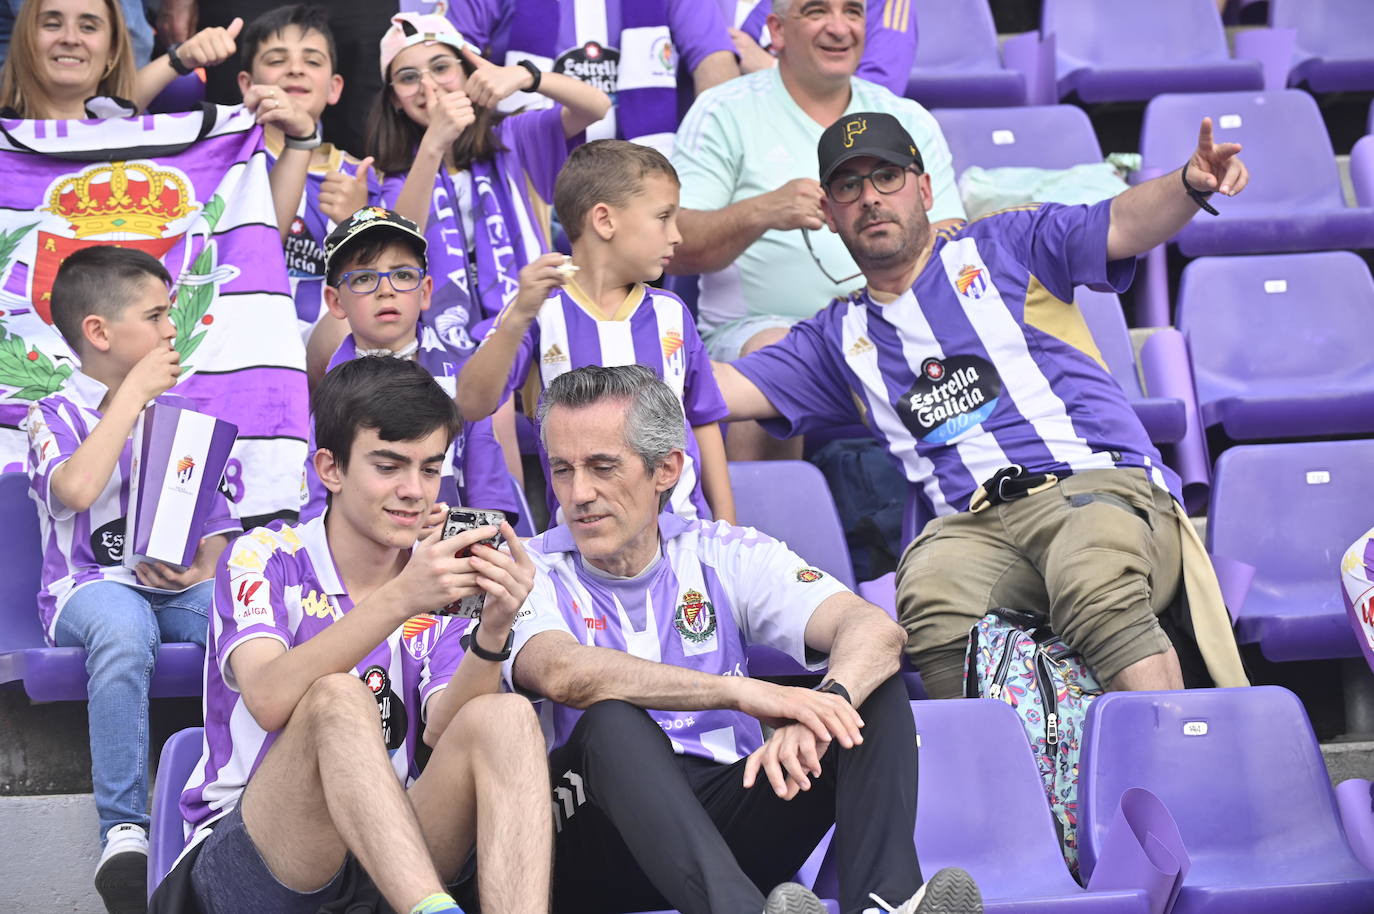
{"left": 0, "top": 105, "right": 308, "bottom": 518}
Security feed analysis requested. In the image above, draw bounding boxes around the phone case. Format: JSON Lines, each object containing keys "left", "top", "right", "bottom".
{"left": 439, "top": 507, "right": 507, "bottom": 617}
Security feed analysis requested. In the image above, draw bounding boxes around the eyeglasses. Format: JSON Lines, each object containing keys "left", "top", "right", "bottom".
{"left": 336, "top": 267, "right": 427, "bottom": 294}
{"left": 390, "top": 56, "right": 462, "bottom": 96}
{"left": 823, "top": 164, "right": 920, "bottom": 204}
{"left": 801, "top": 228, "right": 863, "bottom": 286}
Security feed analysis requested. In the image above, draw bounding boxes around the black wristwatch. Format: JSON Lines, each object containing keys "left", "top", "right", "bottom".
{"left": 515, "top": 59, "right": 542, "bottom": 92}
{"left": 166, "top": 43, "right": 194, "bottom": 76}
{"left": 464, "top": 620, "right": 514, "bottom": 662}
{"left": 1181, "top": 165, "right": 1220, "bottom": 216}
{"left": 814, "top": 678, "right": 851, "bottom": 705}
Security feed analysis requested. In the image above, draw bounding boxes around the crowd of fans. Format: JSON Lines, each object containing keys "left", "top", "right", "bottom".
{"left": 0, "top": 2, "right": 1289, "bottom": 914}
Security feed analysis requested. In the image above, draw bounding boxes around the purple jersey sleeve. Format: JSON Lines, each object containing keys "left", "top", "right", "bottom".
{"left": 681, "top": 317, "right": 729, "bottom": 426}
{"left": 499, "top": 107, "right": 574, "bottom": 204}
{"left": 433, "top": 0, "right": 505, "bottom": 54}
{"left": 857, "top": 0, "right": 918, "bottom": 95}
{"left": 733, "top": 312, "right": 862, "bottom": 439}
{"left": 667, "top": 0, "right": 734, "bottom": 72}
{"left": 214, "top": 538, "right": 294, "bottom": 689}
{"left": 1001, "top": 200, "right": 1136, "bottom": 303}
{"left": 418, "top": 614, "right": 474, "bottom": 713}
{"left": 26, "top": 397, "right": 83, "bottom": 520}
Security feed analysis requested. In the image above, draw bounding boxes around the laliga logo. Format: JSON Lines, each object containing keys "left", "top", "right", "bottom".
{"left": 176, "top": 455, "right": 196, "bottom": 484}
{"left": 843, "top": 118, "right": 867, "bottom": 148}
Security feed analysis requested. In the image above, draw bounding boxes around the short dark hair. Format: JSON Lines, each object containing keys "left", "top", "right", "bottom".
{"left": 554, "top": 140, "right": 680, "bottom": 243}
{"left": 239, "top": 4, "right": 337, "bottom": 73}
{"left": 325, "top": 227, "right": 426, "bottom": 287}
{"left": 50, "top": 246, "right": 171, "bottom": 352}
{"left": 313, "top": 356, "right": 460, "bottom": 472}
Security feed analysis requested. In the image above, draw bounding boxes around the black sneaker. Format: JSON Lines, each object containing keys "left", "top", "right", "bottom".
{"left": 870, "top": 867, "right": 983, "bottom": 914}
{"left": 763, "top": 881, "right": 827, "bottom": 914}
{"left": 94, "top": 823, "right": 148, "bottom": 914}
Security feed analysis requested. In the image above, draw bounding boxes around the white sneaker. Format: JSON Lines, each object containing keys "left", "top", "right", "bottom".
{"left": 763, "top": 881, "right": 827, "bottom": 914}
{"left": 868, "top": 867, "right": 983, "bottom": 914}
{"left": 94, "top": 823, "right": 148, "bottom": 914}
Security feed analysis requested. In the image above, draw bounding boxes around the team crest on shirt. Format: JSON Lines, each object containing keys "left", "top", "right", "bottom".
{"left": 898, "top": 356, "right": 1002, "bottom": 444}
{"left": 661, "top": 330, "right": 684, "bottom": 359}
{"left": 796, "top": 567, "right": 824, "bottom": 583}
{"left": 955, "top": 264, "right": 987, "bottom": 299}
{"left": 674, "top": 589, "right": 717, "bottom": 643}
{"left": 402, "top": 613, "right": 441, "bottom": 660}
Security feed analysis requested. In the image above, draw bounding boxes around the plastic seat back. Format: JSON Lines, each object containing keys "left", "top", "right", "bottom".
{"left": 933, "top": 105, "right": 1101, "bottom": 174}
{"left": 727, "top": 461, "right": 855, "bottom": 589}
{"left": 148, "top": 726, "right": 205, "bottom": 896}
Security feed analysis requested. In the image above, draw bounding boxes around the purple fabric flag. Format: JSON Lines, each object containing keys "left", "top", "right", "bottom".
{"left": 0, "top": 105, "right": 308, "bottom": 518}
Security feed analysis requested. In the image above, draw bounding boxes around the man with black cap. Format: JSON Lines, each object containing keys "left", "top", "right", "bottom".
{"left": 717, "top": 112, "right": 1252, "bottom": 702}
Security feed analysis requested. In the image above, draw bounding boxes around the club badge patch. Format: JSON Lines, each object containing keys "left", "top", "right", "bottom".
{"left": 796, "top": 567, "right": 824, "bottom": 583}
{"left": 674, "top": 589, "right": 717, "bottom": 644}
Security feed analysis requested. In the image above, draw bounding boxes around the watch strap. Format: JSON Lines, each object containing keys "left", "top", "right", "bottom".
{"left": 815, "top": 678, "right": 852, "bottom": 705}
{"left": 283, "top": 127, "right": 323, "bottom": 151}
{"left": 515, "top": 59, "right": 542, "bottom": 93}
{"left": 166, "top": 43, "right": 193, "bottom": 77}
{"left": 465, "top": 620, "right": 514, "bottom": 662}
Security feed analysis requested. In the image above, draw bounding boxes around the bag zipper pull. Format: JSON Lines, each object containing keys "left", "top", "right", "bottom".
{"left": 1046, "top": 712, "right": 1059, "bottom": 746}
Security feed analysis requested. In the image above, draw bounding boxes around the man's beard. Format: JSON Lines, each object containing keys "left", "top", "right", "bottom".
{"left": 844, "top": 208, "right": 931, "bottom": 274}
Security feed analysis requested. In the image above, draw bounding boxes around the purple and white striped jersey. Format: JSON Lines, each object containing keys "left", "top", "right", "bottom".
{"left": 490, "top": 282, "right": 728, "bottom": 519}
{"left": 508, "top": 512, "right": 848, "bottom": 762}
{"left": 735, "top": 200, "right": 1181, "bottom": 519}
{"left": 26, "top": 373, "right": 239, "bottom": 643}
{"left": 301, "top": 332, "right": 517, "bottom": 523}
{"left": 179, "top": 514, "right": 471, "bottom": 840}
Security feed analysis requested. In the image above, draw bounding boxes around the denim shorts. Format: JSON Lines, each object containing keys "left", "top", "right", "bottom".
{"left": 191, "top": 805, "right": 349, "bottom": 914}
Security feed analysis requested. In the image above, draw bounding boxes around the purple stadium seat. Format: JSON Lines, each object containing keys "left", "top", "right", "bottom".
{"left": 1335, "top": 778, "right": 1374, "bottom": 872}
{"left": 1043, "top": 0, "right": 1262, "bottom": 103}
{"left": 905, "top": 0, "right": 1027, "bottom": 107}
{"left": 1207, "top": 441, "right": 1374, "bottom": 661}
{"left": 1352, "top": 134, "right": 1374, "bottom": 209}
{"left": 148, "top": 726, "right": 203, "bottom": 896}
{"left": 814, "top": 699, "right": 1151, "bottom": 912}
{"left": 0, "top": 472, "right": 206, "bottom": 702}
{"left": 1139, "top": 90, "right": 1374, "bottom": 259}
{"left": 1134, "top": 89, "right": 1374, "bottom": 325}
{"left": 933, "top": 104, "right": 1102, "bottom": 174}
{"left": 1076, "top": 289, "right": 1187, "bottom": 445}
{"left": 1177, "top": 252, "right": 1374, "bottom": 440}
{"left": 1080, "top": 688, "right": 1374, "bottom": 913}
{"left": 1270, "top": 0, "right": 1374, "bottom": 92}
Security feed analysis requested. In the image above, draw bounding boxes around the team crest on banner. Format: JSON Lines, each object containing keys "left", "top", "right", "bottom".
{"left": 674, "top": 589, "right": 717, "bottom": 645}
{"left": 0, "top": 108, "right": 307, "bottom": 517}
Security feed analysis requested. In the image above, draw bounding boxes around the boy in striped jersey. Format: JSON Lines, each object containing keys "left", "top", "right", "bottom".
{"left": 457, "top": 139, "right": 735, "bottom": 524}
{"left": 26, "top": 247, "right": 240, "bottom": 913}
{"left": 718, "top": 112, "right": 1251, "bottom": 699}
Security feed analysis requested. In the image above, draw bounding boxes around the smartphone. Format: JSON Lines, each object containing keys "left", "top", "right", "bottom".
{"left": 439, "top": 507, "right": 507, "bottom": 617}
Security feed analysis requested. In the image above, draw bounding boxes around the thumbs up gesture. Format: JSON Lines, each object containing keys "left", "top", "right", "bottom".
{"left": 420, "top": 76, "right": 476, "bottom": 152}
{"left": 173, "top": 16, "right": 243, "bottom": 69}
{"left": 459, "top": 44, "right": 538, "bottom": 108}
{"left": 320, "top": 156, "right": 376, "bottom": 224}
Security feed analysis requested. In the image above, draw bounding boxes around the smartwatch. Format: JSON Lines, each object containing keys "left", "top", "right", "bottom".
{"left": 283, "top": 127, "right": 323, "bottom": 151}
{"left": 515, "top": 59, "right": 542, "bottom": 93}
{"left": 814, "top": 678, "right": 852, "bottom": 705}
{"left": 464, "top": 620, "right": 514, "bottom": 662}
{"left": 166, "top": 43, "right": 194, "bottom": 77}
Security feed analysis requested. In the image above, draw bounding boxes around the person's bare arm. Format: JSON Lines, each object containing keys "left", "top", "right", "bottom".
{"left": 392, "top": 81, "right": 474, "bottom": 231}
{"left": 693, "top": 422, "right": 735, "bottom": 525}
{"left": 1107, "top": 117, "right": 1248, "bottom": 261}
{"left": 512, "top": 629, "right": 863, "bottom": 745}
{"left": 800, "top": 591, "right": 905, "bottom": 707}
{"left": 691, "top": 49, "right": 741, "bottom": 94}
{"left": 133, "top": 18, "right": 242, "bottom": 111}
{"left": 240, "top": 85, "right": 318, "bottom": 242}
{"left": 671, "top": 177, "right": 823, "bottom": 274}
{"left": 459, "top": 47, "right": 611, "bottom": 138}
{"left": 711, "top": 361, "right": 782, "bottom": 422}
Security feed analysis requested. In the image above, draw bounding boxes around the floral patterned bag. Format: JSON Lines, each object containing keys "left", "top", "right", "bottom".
{"left": 963, "top": 608, "right": 1105, "bottom": 875}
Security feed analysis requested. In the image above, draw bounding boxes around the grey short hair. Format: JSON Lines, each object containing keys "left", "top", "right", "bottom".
{"left": 537, "top": 364, "right": 686, "bottom": 476}
{"left": 772, "top": 0, "right": 792, "bottom": 13}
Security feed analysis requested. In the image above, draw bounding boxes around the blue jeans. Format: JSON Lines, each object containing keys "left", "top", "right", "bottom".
{"left": 54, "top": 579, "right": 211, "bottom": 842}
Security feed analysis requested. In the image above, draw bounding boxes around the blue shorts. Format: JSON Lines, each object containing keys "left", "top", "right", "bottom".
{"left": 190, "top": 805, "right": 349, "bottom": 914}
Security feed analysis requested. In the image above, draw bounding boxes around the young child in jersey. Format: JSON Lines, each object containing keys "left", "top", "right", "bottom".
{"left": 456, "top": 139, "right": 735, "bottom": 523}
{"left": 26, "top": 247, "right": 239, "bottom": 914}
{"left": 301, "top": 206, "right": 517, "bottom": 525}
{"left": 234, "top": 4, "right": 381, "bottom": 379}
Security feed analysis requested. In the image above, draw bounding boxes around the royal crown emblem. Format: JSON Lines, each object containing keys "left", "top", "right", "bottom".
{"left": 44, "top": 161, "right": 193, "bottom": 239}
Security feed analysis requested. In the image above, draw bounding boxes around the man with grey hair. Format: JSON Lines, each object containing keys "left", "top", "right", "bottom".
{"left": 505, "top": 364, "right": 981, "bottom": 914}
{"left": 669, "top": 0, "right": 963, "bottom": 462}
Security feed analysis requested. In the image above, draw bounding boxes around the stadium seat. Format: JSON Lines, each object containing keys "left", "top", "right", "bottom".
{"left": 933, "top": 104, "right": 1102, "bottom": 175}
{"left": 1352, "top": 134, "right": 1374, "bottom": 209}
{"left": 905, "top": 0, "right": 1027, "bottom": 107}
{"left": 1076, "top": 289, "right": 1188, "bottom": 444}
{"left": 1134, "top": 89, "right": 1374, "bottom": 325}
{"left": 1079, "top": 688, "right": 1374, "bottom": 912}
{"left": 1177, "top": 252, "right": 1374, "bottom": 440}
{"left": 1043, "top": 0, "right": 1262, "bottom": 103}
{"left": 1270, "top": 0, "right": 1374, "bottom": 92}
{"left": 814, "top": 699, "right": 1151, "bottom": 912}
{"left": 1207, "top": 441, "right": 1373, "bottom": 661}
{"left": 1335, "top": 778, "right": 1374, "bottom": 872}
{"left": 0, "top": 472, "right": 206, "bottom": 702}
{"left": 148, "top": 726, "right": 203, "bottom": 896}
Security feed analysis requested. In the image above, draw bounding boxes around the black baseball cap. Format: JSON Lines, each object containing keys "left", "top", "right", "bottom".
{"left": 324, "top": 206, "right": 428, "bottom": 278}
{"left": 817, "top": 112, "right": 925, "bottom": 186}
